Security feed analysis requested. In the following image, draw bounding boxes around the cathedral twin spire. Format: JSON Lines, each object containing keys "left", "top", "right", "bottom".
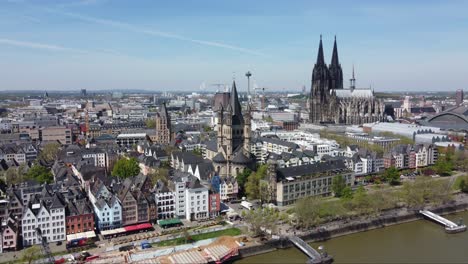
{"left": 315, "top": 35, "right": 340, "bottom": 67}
{"left": 313, "top": 35, "right": 343, "bottom": 90}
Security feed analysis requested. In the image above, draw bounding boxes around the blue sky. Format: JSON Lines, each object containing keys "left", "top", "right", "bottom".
{"left": 0, "top": 0, "right": 467, "bottom": 92}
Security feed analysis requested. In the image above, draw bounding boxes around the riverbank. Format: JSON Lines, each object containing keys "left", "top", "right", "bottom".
{"left": 236, "top": 192, "right": 468, "bottom": 260}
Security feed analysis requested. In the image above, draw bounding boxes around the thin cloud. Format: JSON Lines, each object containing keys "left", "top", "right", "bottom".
{"left": 0, "top": 38, "right": 113, "bottom": 55}
{"left": 57, "top": 0, "right": 108, "bottom": 9}
{"left": 0, "top": 38, "right": 85, "bottom": 52}
{"left": 45, "top": 8, "right": 270, "bottom": 58}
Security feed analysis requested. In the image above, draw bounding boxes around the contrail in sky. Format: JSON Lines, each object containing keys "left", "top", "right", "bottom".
{"left": 45, "top": 8, "right": 270, "bottom": 58}
{"left": 0, "top": 38, "right": 90, "bottom": 53}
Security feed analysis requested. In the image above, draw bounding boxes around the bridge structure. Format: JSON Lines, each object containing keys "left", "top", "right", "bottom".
{"left": 288, "top": 236, "right": 332, "bottom": 264}
{"left": 419, "top": 210, "right": 466, "bottom": 233}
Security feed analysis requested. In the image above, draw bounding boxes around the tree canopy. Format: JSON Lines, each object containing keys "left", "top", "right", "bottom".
{"left": 25, "top": 165, "right": 53, "bottom": 183}
{"left": 236, "top": 168, "right": 252, "bottom": 197}
{"left": 384, "top": 166, "right": 400, "bottom": 185}
{"left": 21, "top": 245, "right": 43, "bottom": 264}
{"left": 332, "top": 175, "right": 347, "bottom": 197}
{"left": 148, "top": 167, "right": 169, "bottom": 185}
{"left": 145, "top": 119, "right": 156, "bottom": 128}
{"left": 242, "top": 207, "right": 278, "bottom": 237}
{"left": 38, "top": 142, "right": 61, "bottom": 163}
{"left": 111, "top": 157, "right": 141, "bottom": 178}
{"left": 245, "top": 164, "right": 268, "bottom": 200}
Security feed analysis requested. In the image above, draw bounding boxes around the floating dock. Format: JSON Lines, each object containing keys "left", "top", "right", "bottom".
{"left": 289, "top": 236, "right": 333, "bottom": 264}
{"left": 419, "top": 210, "right": 466, "bottom": 233}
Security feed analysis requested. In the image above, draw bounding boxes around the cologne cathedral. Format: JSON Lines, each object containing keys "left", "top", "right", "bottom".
{"left": 309, "top": 36, "right": 386, "bottom": 125}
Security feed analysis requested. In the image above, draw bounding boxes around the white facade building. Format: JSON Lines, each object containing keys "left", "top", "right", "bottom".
{"left": 21, "top": 196, "right": 66, "bottom": 246}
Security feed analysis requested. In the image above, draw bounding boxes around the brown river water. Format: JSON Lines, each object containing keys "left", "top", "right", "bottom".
{"left": 236, "top": 210, "right": 468, "bottom": 263}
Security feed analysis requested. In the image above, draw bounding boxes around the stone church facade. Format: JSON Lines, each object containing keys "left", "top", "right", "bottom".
{"left": 154, "top": 103, "right": 172, "bottom": 144}
{"left": 205, "top": 81, "right": 255, "bottom": 177}
{"left": 309, "top": 36, "right": 386, "bottom": 125}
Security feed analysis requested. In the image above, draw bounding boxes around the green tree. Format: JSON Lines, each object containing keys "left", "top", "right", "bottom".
{"left": 295, "top": 197, "right": 322, "bottom": 228}
{"left": 259, "top": 181, "right": 271, "bottom": 204}
{"left": 25, "top": 165, "right": 53, "bottom": 183}
{"left": 111, "top": 157, "right": 141, "bottom": 178}
{"left": 145, "top": 119, "right": 156, "bottom": 128}
{"left": 192, "top": 148, "right": 203, "bottom": 157}
{"left": 243, "top": 207, "right": 278, "bottom": 237}
{"left": 264, "top": 116, "right": 273, "bottom": 122}
{"left": 236, "top": 168, "right": 252, "bottom": 196}
{"left": 434, "top": 159, "right": 453, "bottom": 176}
{"left": 347, "top": 186, "right": 371, "bottom": 214}
{"left": 332, "top": 175, "right": 347, "bottom": 197}
{"left": 38, "top": 142, "right": 61, "bottom": 163}
{"left": 384, "top": 166, "right": 400, "bottom": 185}
{"left": 245, "top": 165, "right": 268, "bottom": 200}
{"left": 21, "top": 245, "right": 43, "bottom": 264}
{"left": 148, "top": 167, "right": 169, "bottom": 185}
{"left": 341, "top": 186, "right": 354, "bottom": 200}
{"left": 401, "top": 176, "right": 452, "bottom": 208}
{"left": 2, "top": 164, "right": 29, "bottom": 185}
{"left": 459, "top": 179, "right": 468, "bottom": 193}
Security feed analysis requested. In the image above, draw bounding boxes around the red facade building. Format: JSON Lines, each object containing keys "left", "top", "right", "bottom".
{"left": 208, "top": 192, "right": 220, "bottom": 218}
{"left": 66, "top": 200, "right": 95, "bottom": 234}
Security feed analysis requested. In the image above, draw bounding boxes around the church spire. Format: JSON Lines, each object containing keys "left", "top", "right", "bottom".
{"left": 316, "top": 35, "right": 325, "bottom": 65}
{"left": 331, "top": 35, "right": 339, "bottom": 66}
{"left": 229, "top": 81, "right": 243, "bottom": 124}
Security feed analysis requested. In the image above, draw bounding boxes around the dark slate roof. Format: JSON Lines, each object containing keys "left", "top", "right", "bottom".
{"left": 155, "top": 180, "right": 170, "bottom": 193}
{"left": 232, "top": 151, "right": 251, "bottom": 164}
{"left": 212, "top": 152, "right": 226, "bottom": 163}
{"left": 266, "top": 152, "right": 281, "bottom": 161}
{"left": 196, "top": 162, "right": 214, "bottom": 180}
{"left": 187, "top": 175, "right": 204, "bottom": 189}
{"left": 259, "top": 137, "right": 299, "bottom": 149}
{"left": 49, "top": 193, "right": 66, "bottom": 209}
{"left": 172, "top": 151, "right": 205, "bottom": 164}
{"left": 205, "top": 139, "right": 217, "bottom": 152}
{"left": 276, "top": 160, "right": 347, "bottom": 180}
{"left": 410, "top": 107, "right": 436, "bottom": 114}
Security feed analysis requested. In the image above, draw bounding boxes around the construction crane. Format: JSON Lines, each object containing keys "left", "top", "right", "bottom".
{"left": 211, "top": 84, "right": 228, "bottom": 93}
{"left": 36, "top": 228, "right": 55, "bottom": 264}
{"left": 253, "top": 87, "right": 268, "bottom": 110}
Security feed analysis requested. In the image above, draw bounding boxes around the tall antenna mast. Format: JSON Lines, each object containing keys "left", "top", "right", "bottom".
{"left": 245, "top": 71, "right": 252, "bottom": 104}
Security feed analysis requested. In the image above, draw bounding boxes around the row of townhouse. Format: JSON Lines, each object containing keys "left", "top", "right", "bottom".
{"left": 0, "top": 143, "right": 38, "bottom": 164}
{"left": 0, "top": 165, "right": 98, "bottom": 250}
{"left": 171, "top": 151, "right": 235, "bottom": 203}
{"left": 58, "top": 145, "right": 117, "bottom": 170}
{"left": 266, "top": 150, "right": 317, "bottom": 168}
{"left": 384, "top": 144, "right": 438, "bottom": 169}
{"left": 87, "top": 174, "right": 156, "bottom": 230}
{"left": 343, "top": 148, "right": 385, "bottom": 176}
{"left": 168, "top": 171, "right": 220, "bottom": 221}
{"left": 250, "top": 137, "right": 300, "bottom": 163}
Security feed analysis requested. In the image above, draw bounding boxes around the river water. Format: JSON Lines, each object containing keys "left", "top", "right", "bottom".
{"left": 237, "top": 211, "right": 468, "bottom": 263}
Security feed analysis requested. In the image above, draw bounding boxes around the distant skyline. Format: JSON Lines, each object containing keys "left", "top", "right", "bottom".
{"left": 1, "top": 0, "right": 467, "bottom": 92}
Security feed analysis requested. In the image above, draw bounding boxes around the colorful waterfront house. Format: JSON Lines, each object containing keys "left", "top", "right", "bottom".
{"left": 2, "top": 215, "right": 19, "bottom": 251}
{"left": 220, "top": 176, "right": 238, "bottom": 201}
{"left": 208, "top": 191, "right": 221, "bottom": 218}
{"left": 65, "top": 199, "right": 95, "bottom": 235}
{"left": 92, "top": 195, "right": 122, "bottom": 231}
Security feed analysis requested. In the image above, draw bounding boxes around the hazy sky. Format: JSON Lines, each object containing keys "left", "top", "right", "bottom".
{"left": 1, "top": 0, "right": 467, "bottom": 92}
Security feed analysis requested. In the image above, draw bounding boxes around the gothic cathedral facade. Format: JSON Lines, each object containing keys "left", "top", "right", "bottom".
{"left": 309, "top": 36, "right": 386, "bottom": 125}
